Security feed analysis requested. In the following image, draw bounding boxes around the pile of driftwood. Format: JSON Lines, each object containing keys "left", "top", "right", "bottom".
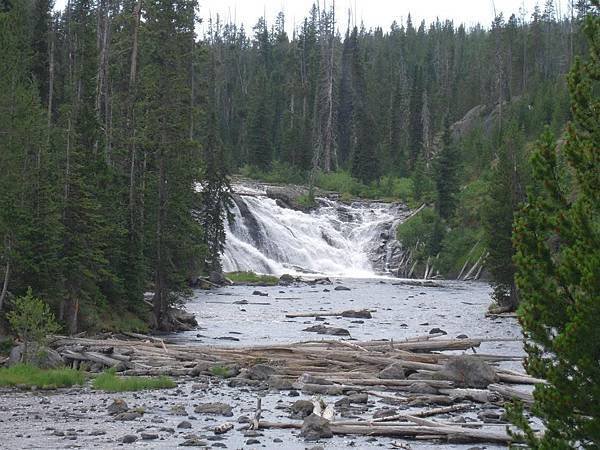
{"left": 48, "top": 332, "right": 540, "bottom": 445}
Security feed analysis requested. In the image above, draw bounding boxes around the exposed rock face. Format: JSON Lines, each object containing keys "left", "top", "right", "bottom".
{"left": 266, "top": 186, "right": 314, "bottom": 212}
{"left": 300, "top": 414, "right": 333, "bottom": 441}
{"left": 9, "top": 344, "right": 65, "bottom": 369}
{"left": 437, "top": 355, "right": 499, "bottom": 388}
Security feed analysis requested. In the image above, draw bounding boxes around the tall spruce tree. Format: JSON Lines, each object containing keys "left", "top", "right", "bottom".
{"left": 509, "top": 3, "right": 600, "bottom": 446}
{"left": 482, "top": 122, "right": 526, "bottom": 311}
{"left": 435, "top": 119, "right": 460, "bottom": 221}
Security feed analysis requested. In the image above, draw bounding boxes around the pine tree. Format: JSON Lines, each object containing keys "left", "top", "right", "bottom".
{"left": 435, "top": 119, "right": 460, "bottom": 221}
{"left": 509, "top": 3, "right": 600, "bottom": 446}
{"left": 247, "top": 69, "right": 272, "bottom": 170}
{"left": 482, "top": 122, "right": 526, "bottom": 311}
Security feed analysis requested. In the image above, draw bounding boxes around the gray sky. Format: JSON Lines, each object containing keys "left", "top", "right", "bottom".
{"left": 54, "top": 1, "right": 568, "bottom": 34}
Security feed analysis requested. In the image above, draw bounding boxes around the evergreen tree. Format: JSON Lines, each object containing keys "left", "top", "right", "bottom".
{"left": 435, "top": 119, "right": 460, "bottom": 221}
{"left": 482, "top": 122, "right": 526, "bottom": 311}
{"left": 247, "top": 69, "right": 272, "bottom": 170}
{"left": 510, "top": 3, "right": 600, "bottom": 446}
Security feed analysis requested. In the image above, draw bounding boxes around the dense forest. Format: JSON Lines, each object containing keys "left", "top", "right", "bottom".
{"left": 0, "top": 0, "right": 595, "bottom": 330}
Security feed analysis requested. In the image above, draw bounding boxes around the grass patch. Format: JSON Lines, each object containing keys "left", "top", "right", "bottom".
{"left": 226, "top": 271, "right": 279, "bottom": 285}
{"left": 0, "top": 364, "right": 85, "bottom": 388}
{"left": 92, "top": 370, "right": 176, "bottom": 392}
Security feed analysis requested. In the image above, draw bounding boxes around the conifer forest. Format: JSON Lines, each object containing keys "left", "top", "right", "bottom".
{"left": 0, "top": 1, "right": 598, "bottom": 448}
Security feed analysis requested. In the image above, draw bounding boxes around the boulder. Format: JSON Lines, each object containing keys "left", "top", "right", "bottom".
{"left": 289, "top": 400, "right": 314, "bottom": 419}
{"left": 194, "top": 402, "right": 233, "bottom": 417}
{"left": 267, "top": 376, "right": 293, "bottom": 391}
{"left": 278, "top": 274, "right": 297, "bottom": 285}
{"left": 9, "top": 344, "right": 64, "bottom": 369}
{"left": 209, "top": 271, "right": 226, "bottom": 285}
{"left": 373, "top": 408, "right": 397, "bottom": 419}
{"left": 429, "top": 327, "right": 448, "bottom": 335}
{"left": 121, "top": 435, "right": 137, "bottom": 444}
{"left": 245, "top": 364, "right": 276, "bottom": 381}
{"left": 341, "top": 309, "right": 372, "bottom": 319}
{"left": 377, "top": 363, "right": 405, "bottom": 380}
{"left": 107, "top": 399, "right": 128, "bottom": 415}
{"left": 252, "top": 290, "right": 268, "bottom": 296}
{"left": 266, "top": 186, "right": 314, "bottom": 212}
{"left": 300, "top": 414, "right": 333, "bottom": 441}
{"left": 436, "top": 355, "right": 498, "bottom": 388}
{"left": 334, "top": 285, "right": 351, "bottom": 291}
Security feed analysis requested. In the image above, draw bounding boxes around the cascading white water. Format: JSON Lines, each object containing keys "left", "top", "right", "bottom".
{"left": 222, "top": 184, "right": 411, "bottom": 277}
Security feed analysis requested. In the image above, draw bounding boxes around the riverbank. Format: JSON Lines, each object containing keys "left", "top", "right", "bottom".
{"left": 0, "top": 278, "right": 531, "bottom": 449}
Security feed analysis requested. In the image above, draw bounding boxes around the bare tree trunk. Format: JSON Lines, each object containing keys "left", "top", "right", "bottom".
{"left": 46, "top": 21, "right": 55, "bottom": 147}
{"left": 128, "top": 0, "right": 142, "bottom": 226}
{"left": 0, "top": 236, "right": 11, "bottom": 313}
{"left": 153, "top": 147, "right": 167, "bottom": 328}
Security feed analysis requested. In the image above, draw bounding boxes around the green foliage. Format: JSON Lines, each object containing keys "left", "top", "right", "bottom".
{"left": 225, "top": 271, "right": 279, "bottom": 285}
{"left": 210, "top": 366, "right": 232, "bottom": 378}
{"left": 316, "top": 171, "right": 363, "bottom": 195}
{"left": 511, "top": 5, "right": 600, "bottom": 447}
{"left": 240, "top": 162, "right": 306, "bottom": 185}
{"left": 92, "top": 370, "right": 175, "bottom": 392}
{"left": 296, "top": 194, "right": 317, "bottom": 208}
{"left": 7, "top": 288, "right": 60, "bottom": 346}
{"left": 482, "top": 123, "right": 528, "bottom": 310}
{"left": 396, "top": 207, "right": 438, "bottom": 260}
{"left": 0, "top": 364, "right": 85, "bottom": 388}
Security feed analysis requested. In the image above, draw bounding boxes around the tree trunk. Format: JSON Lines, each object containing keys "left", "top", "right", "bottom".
{"left": 0, "top": 236, "right": 11, "bottom": 313}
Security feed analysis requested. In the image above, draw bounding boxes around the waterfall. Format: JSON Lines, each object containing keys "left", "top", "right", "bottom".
{"left": 221, "top": 184, "right": 411, "bottom": 277}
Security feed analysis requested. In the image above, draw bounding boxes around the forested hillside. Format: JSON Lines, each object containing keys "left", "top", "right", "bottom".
{"left": 0, "top": 0, "right": 595, "bottom": 332}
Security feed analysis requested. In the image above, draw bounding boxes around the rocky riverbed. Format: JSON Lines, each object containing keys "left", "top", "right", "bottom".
{"left": 0, "top": 278, "right": 524, "bottom": 449}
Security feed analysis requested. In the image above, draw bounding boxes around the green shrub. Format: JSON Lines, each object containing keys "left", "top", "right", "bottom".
{"left": 296, "top": 193, "right": 316, "bottom": 208}
{"left": 240, "top": 162, "right": 305, "bottom": 185}
{"left": 7, "top": 288, "right": 61, "bottom": 357}
{"left": 316, "top": 170, "right": 363, "bottom": 195}
{"left": 210, "top": 365, "right": 231, "bottom": 378}
{"left": 92, "top": 370, "right": 175, "bottom": 392}
{"left": 226, "top": 271, "right": 278, "bottom": 285}
{"left": 0, "top": 364, "right": 85, "bottom": 388}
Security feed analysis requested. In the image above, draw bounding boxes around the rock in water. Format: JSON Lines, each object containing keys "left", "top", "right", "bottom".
{"left": 334, "top": 285, "right": 351, "bottom": 291}
{"left": 300, "top": 414, "right": 333, "bottom": 441}
{"left": 377, "top": 363, "right": 406, "bottom": 380}
{"left": 302, "top": 325, "right": 350, "bottom": 336}
{"left": 121, "top": 435, "right": 137, "bottom": 444}
{"left": 340, "top": 309, "right": 372, "bottom": 319}
{"left": 209, "top": 271, "right": 226, "bottom": 285}
{"left": 437, "top": 355, "right": 499, "bottom": 388}
{"left": 107, "top": 399, "right": 128, "bottom": 415}
{"left": 194, "top": 402, "right": 233, "bottom": 417}
{"left": 278, "top": 274, "right": 297, "bottom": 285}
{"left": 252, "top": 290, "right": 268, "bottom": 296}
